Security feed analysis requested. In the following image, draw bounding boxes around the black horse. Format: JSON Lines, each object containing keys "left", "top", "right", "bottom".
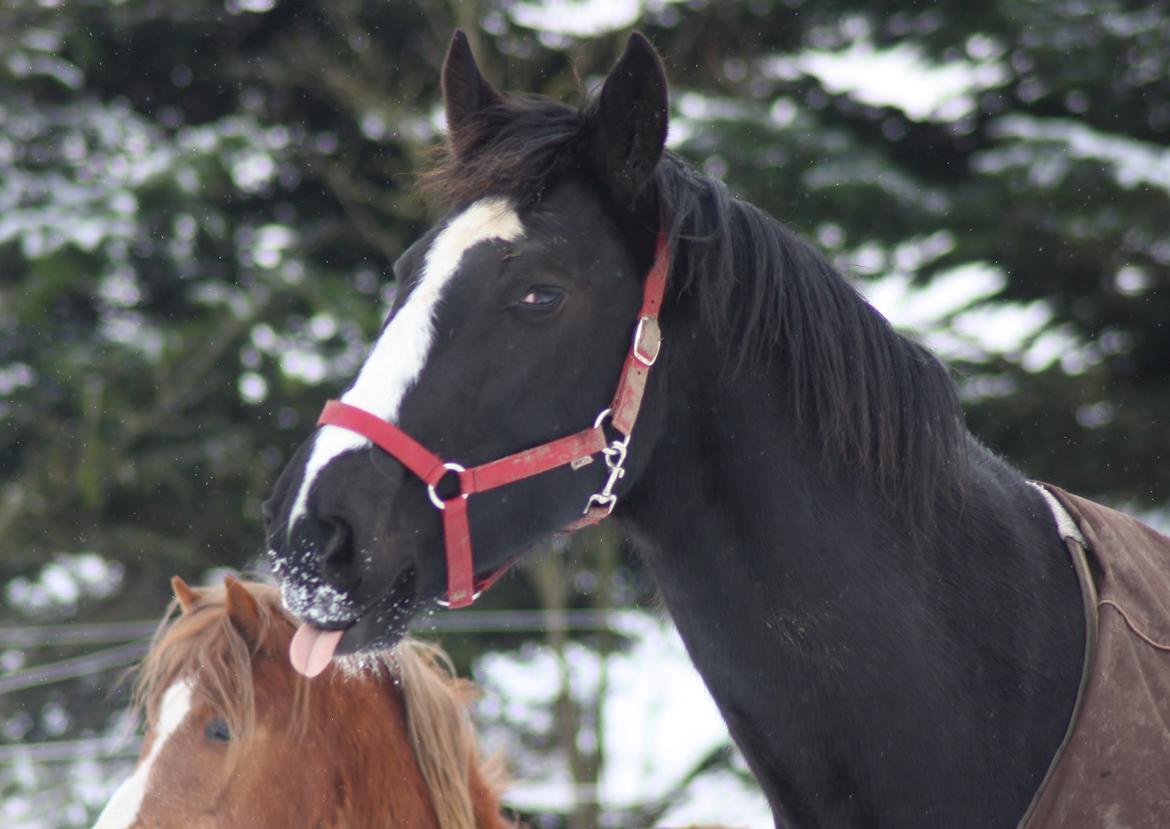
{"left": 265, "top": 32, "right": 1090, "bottom": 827}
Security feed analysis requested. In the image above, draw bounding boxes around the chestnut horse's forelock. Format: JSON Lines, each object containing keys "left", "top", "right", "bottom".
{"left": 131, "top": 580, "right": 505, "bottom": 829}
{"left": 132, "top": 584, "right": 291, "bottom": 777}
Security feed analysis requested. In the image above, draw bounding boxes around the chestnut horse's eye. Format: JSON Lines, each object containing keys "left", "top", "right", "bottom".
{"left": 517, "top": 286, "right": 565, "bottom": 310}
{"left": 204, "top": 718, "right": 231, "bottom": 742}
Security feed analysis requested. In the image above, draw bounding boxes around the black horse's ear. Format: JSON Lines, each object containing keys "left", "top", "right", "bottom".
{"left": 442, "top": 30, "right": 503, "bottom": 157}
{"left": 586, "top": 32, "right": 669, "bottom": 204}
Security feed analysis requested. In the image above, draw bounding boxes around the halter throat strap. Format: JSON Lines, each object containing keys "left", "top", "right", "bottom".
{"left": 317, "top": 231, "right": 670, "bottom": 608}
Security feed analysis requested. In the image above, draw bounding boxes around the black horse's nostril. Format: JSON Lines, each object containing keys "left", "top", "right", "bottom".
{"left": 261, "top": 496, "right": 279, "bottom": 531}
{"left": 321, "top": 517, "right": 354, "bottom": 570}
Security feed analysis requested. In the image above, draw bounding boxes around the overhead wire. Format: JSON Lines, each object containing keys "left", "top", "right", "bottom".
{"left": 0, "top": 642, "right": 149, "bottom": 695}
{"left": 0, "top": 609, "right": 644, "bottom": 695}
{"left": 0, "top": 608, "right": 632, "bottom": 647}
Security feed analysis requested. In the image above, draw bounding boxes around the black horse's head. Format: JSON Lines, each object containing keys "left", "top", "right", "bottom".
{"left": 265, "top": 31, "right": 671, "bottom": 655}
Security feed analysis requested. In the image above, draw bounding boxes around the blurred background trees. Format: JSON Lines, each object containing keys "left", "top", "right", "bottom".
{"left": 1, "top": 0, "right": 1166, "bottom": 825}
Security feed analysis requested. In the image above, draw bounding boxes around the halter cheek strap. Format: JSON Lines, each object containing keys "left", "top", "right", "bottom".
{"left": 317, "top": 231, "right": 670, "bottom": 608}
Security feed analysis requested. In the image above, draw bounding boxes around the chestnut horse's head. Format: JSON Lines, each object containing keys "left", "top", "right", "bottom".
{"left": 264, "top": 31, "right": 671, "bottom": 656}
{"left": 94, "top": 576, "right": 505, "bottom": 828}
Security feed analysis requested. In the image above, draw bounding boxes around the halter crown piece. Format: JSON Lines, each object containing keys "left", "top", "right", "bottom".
{"left": 317, "top": 232, "right": 670, "bottom": 608}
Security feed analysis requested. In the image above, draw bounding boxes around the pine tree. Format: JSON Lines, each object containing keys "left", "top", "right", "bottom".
{"left": 1, "top": 1, "right": 1166, "bottom": 824}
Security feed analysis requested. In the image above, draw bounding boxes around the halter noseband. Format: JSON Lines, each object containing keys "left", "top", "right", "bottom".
{"left": 316, "top": 232, "right": 670, "bottom": 608}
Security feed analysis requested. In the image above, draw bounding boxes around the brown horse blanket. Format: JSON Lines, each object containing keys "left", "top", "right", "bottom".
{"left": 1021, "top": 484, "right": 1170, "bottom": 828}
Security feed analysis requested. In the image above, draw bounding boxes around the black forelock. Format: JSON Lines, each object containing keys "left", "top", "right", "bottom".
{"left": 420, "top": 94, "right": 584, "bottom": 210}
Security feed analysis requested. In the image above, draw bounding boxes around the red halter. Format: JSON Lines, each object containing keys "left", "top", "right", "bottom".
{"left": 317, "top": 233, "right": 670, "bottom": 608}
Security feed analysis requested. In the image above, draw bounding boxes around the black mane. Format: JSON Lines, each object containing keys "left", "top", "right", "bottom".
{"left": 421, "top": 93, "right": 967, "bottom": 523}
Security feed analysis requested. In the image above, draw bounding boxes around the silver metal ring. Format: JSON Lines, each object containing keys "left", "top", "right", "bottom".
{"left": 436, "top": 589, "right": 482, "bottom": 608}
{"left": 593, "top": 408, "right": 613, "bottom": 430}
{"left": 427, "top": 462, "right": 467, "bottom": 510}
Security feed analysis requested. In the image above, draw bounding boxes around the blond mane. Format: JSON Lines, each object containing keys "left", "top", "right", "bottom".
{"left": 396, "top": 639, "right": 508, "bottom": 829}
{"left": 133, "top": 578, "right": 505, "bottom": 829}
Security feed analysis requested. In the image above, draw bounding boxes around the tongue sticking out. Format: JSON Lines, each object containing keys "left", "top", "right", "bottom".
{"left": 289, "top": 624, "right": 344, "bottom": 678}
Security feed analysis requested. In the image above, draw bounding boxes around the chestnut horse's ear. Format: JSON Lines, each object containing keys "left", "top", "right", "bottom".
{"left": 442, "top": 29, "right": 503, "bottom": 157}
{"left": 586, "top": 32, "right": 669, "bottom": 205}
{"left": 171, "top": 575, "right": 200, "bottom": 614}
{"left": 223, "top": 575, "right": 263, "bottom": 646}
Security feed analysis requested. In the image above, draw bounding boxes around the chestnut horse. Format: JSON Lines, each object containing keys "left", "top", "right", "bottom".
{"left": 94, "top": 576, "right": 508, "bottom": 828}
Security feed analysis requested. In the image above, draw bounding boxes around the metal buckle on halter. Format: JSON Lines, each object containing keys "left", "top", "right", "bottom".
{"left": 582, "top": 409, "right": 631, "bottom": 519}
{"left": 427, "top": 462, "right": 468, "bottom": 510}
{"left": 633, "top": 316, "right": 661, "bottom": 367}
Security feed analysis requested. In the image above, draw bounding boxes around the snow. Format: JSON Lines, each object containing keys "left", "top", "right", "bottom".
{"left": 768, "top": 40, "right": 1007, "bottom": 122}
{"left": 858, "top": 252, "right": 1098, "bottom": 375}
{"left": 229, "top": 150, "right": 277, "bottom": 193}
{"left": 476, "top": 611, "right": 774, "bottom": 827}
{"left": 978, "top": 115, "right": 1170, "bottom": 194}
{"left": 248, "top": 224, "right": 297, "bottom": 269}
{"left": 279, "top": 349, "right": 330, "bottom": 385}
{"left": 508, "top": 0, "right": 666, "bottom": 37}
{"left": 0, "top": 363, "right": 36, "bottom": 395}
{"left": 658, "top": 766, "right": 775, "bottom": 828}
{"left": 5, "top": 554, "right": 124, "bottom": 617}
{"left": 238, "top": 372, "right": 269, "bottom": 404}
{"left": 232, "top": 0, "right": 277, "bottom": 12}
{"left": 276, "top": 555, "right": 361, "bottom": 626}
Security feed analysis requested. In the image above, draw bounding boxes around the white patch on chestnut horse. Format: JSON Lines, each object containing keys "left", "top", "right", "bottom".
{"left": 94, "top": 680, "right": 194, "bottom": 829}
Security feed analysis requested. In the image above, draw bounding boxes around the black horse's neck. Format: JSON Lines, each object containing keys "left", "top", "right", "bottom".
{"left": 619, "top": 276, "right": 1085, "bottom": 828}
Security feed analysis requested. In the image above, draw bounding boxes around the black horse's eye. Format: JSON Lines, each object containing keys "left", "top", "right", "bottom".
{"left": 204, "top": 718, "right": 231, "bottom": 742}
{"left": 516, "top": 286, "right": 565, "bottom": 310}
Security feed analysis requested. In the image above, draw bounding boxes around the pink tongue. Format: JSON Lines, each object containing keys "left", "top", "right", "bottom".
{"left": 289, "top": 624, "right": 344, "bottom": 678}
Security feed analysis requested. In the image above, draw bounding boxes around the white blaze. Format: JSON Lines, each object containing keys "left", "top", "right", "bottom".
{"left": 287, "top": 197, "right": 524, "bottom": 531}
{"left": 94, "top": 680, "right": 194, "bottom": 829}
